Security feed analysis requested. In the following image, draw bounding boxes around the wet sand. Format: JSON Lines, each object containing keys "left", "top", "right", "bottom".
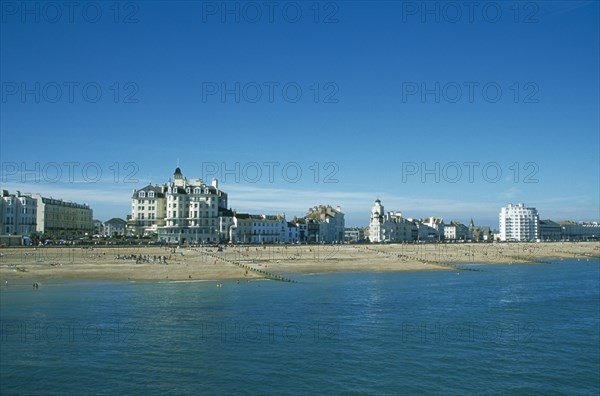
{"left": 0, "top": 242, "right": 598, "bottom": 282}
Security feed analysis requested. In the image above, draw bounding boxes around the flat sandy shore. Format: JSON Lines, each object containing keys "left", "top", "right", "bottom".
{"left": 0, "top": 242, "right": 598, "bottom": 282}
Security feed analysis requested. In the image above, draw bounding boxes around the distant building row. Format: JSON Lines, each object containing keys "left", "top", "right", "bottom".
{"left": 127, "top": 168, "right": 345, "bottom": 244}
{"left": 369, "top": 200, "right": 599, "bottom": 243}
{"left": 369, "top": 199, "right": 491, "bottom": 243}
{"left": 0, "top": 190, "right": 93, "bottom": 239}
{"left": 499, "top": 203, "right": 599, "bottom": 241}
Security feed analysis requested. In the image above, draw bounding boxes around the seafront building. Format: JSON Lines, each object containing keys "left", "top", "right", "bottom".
{"left": 0, "top": 189, "right": 93, "bottom": 240}
{"left": 286, "top": 222, "right": 299, "bottom": 243}
{"left": 225, "top": 209, "right": 342, "bottom": 244}
{"left": 304, "top": 205, "right": 345, "bottom": 243}
{"left": 34, "top": 193, "right": 93, "bottom": 238}
{"left": 369, "top": 199, "right": 450, "bottom": 243}
{"left": 0, "top": 190, "right": 37, "bottom": 236}
{"left": 230, "top": 213, "right": 287, "bottom": 243}
{"left": 444, "top": 221, "right": 471, "bottom": 241}
{"left": 126, "top": 168, "right": 345, "bottom": 244}
{"left": 157, "top": 168, "right": 228, "bottom": 244}
{"left": 369, "top": 199, "right": 416, "bottom": 243}
{"left": 558, "top": 221, "right": 600, "bottom": 241}
{"left": 539, "top": 220, "right": 563, "bottom": 241}
{"left": 127, "top": 168, "right": 229, "bottom": 243}
{"left": 417, "top": 217, "right": 445, "bottom": 241}
{"left": 294, "top": 218, "right": 308, "bottom": 242}
{"left": 499, "top": 203, "right": 539, "bottom": 242}
{"left": 344, "top": 227, "right": 366, "bottom": 243}
{"left": 104, "top": 218, "right": 127, "bottom": 237}
{"left": 128, "top": 184, "right": 167, "bottom": 236}
{"left": 93, "top": 219, "right": 104, "bottom": 235}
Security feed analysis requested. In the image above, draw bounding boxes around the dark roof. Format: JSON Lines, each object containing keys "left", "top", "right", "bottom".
{"left": 218, "top": 208, "right": 235, "bottom": 217}
{"left": 539, "top": 219, "right": 560, "bottom": 226}
{"left": 132, "top": 184, "right": 165, "bottom": 198}
{"left": 105, "top": 218, "right": 127, "bottom": 225}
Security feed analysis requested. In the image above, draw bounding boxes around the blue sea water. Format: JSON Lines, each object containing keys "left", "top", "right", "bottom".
{"left": 1, "top": 259, "right": 599, "bottom": 395}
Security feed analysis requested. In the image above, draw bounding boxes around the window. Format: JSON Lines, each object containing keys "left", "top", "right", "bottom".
{"left": 138, "top": 191, "right": 146, "bottom": 198}
{"left": 148, "top": 191, "right": 155, "bottom": 198}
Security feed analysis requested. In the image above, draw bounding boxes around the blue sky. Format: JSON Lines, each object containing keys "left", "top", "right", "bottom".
{"left": 1, "top": 0, "right": 598, "bottom": 227}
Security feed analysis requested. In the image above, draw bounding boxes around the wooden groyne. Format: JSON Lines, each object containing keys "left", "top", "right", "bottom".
{"left": 203, "top": 251, "right": 297, "bottom": 283}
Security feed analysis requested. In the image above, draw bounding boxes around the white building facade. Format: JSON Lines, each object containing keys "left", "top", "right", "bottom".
{"left": 444, "top": 221, "right": 471, "bottom": 241}
{"left": 305, "top": 205, "right": 345, "bottom": 243}
{"left": 230, "top": 213, "right": 287, "bottom": 244}
{"left": 157, "top": 168, "right": 229, "bottom": 244}
{"left": 369, "top": 199, "right": 416, "bottom": 243}
{"left": 499, "top": 203, "right": 539, "bottom": 242}
{"left": 104, "top": 218, "right": 127, "bottom": 237}
{"left": 128, "top": 184, "right": 167, "bottom": 236}
{"left": 0, "top": 190, "right": 37, "bottom": 236}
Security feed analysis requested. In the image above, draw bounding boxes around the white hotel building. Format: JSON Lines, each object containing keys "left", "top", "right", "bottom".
{"left": 157, "top": 168, "right": 228, "bottom": 244}
{"left": 499, "top": 203, "right": 539, "bottom": 242}
{"left": 129, "top": 168, "right": 344, "bottom": 245}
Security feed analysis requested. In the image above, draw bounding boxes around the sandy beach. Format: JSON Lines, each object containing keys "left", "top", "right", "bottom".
{"left": 0, "top": 242, "right": 598, "bottom": 282}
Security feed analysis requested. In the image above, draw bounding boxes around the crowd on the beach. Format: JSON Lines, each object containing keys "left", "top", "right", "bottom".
{"left": 114, "top": 254, "right": 170, "bottom": 264}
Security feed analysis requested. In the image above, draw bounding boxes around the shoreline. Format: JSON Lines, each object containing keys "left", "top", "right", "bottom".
{"left": 0, "top": 242, "right": 598, "bottom": 282}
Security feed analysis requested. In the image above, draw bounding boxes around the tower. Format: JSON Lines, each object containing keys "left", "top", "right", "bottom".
{"left": 369, "top": 198, "right": 385, "bottom": 242}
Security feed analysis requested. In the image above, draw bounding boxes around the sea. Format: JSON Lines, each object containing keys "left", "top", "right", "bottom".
{"left": 1, "top": 259, "right": 599, "bottom": 395}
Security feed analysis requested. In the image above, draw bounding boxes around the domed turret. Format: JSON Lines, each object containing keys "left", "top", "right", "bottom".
{"left": 371, "top": 198, "right": 384, "bottom": 215}
{"left": 174, "top": 167, "right": 183, "bottom": 179}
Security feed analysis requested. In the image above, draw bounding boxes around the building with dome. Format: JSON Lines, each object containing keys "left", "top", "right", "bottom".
{"left": 369, "top": 199, "right": 416, "bottom": 243}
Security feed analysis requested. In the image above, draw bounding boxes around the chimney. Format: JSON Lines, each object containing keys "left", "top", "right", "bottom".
{"left": 211, "top": 178, "right": 218, "bottom": 189}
